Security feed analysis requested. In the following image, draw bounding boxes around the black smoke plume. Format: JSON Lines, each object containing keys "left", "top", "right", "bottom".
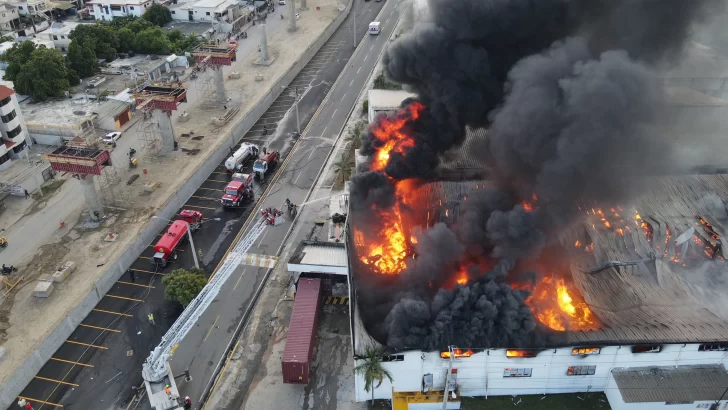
{"left": 353, "top": 0, "right": 722, "bottom": 351}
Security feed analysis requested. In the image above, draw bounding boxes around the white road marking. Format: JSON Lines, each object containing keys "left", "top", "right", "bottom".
{"left": 342, "top": 92, "right": 347, "bottom": 100}
{"left": 308, "top": 144, "right": 317, "bottom": 160}
{"left": 350, "top": 80, "right": 354, "bottom": 87}
{"left": 357, "top": 67, "right": 362, "bottom": 74}
{"left": 322, "top": 126, "right": 328, "bottom": 136}
{"left": 332, "top": 108, "right": 338, "bottom": 118}
{"left": 363, "top": 54, "right": 368, "bottom": 62}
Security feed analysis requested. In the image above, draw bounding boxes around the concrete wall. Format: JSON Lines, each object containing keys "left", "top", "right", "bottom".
{"left": 0, "top": 0, "right": 352, "bottom": 407}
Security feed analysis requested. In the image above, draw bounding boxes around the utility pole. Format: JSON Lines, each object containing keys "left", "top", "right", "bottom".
{"left": 294, "top": 87, "right": 300, "bottom": 135}
{"left": 442, "top": 345, "right": 453, "bottom": 410}
{"left": 352, "top": 3, "right": 356, "bottom": 48}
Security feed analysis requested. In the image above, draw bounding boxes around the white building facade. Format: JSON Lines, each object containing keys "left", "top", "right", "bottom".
{"left": 0, "top": 85, "right": 31, "bottom": 170}
{"left": 85, "top": 0, "right": 151, "bottom": 20}
{"left": 354, "top": 344, "right": 728, "bottom": 410}
{"left": 43, "top": 21, "right": 77, "bottom": 52}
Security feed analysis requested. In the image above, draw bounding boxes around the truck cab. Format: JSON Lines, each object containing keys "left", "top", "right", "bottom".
{"left": 221, "top": 174, "right": 254, "bottom": 207}
{"left": 253, "top": 151, "right": 280, "bottom": 179}
{"left": 369, "top": 22, "right": 381, "bottom": 35}
{"left": 152, "top": 221, "right": 188, "bottom": 268}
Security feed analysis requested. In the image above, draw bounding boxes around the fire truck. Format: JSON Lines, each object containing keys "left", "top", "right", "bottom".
{"left": 151, "top": 210, "right": 203, "bottom": 268}
{"left": 221, "top": 173, "right": 254, "bottom": 207}
{"left": 253, "top": 151, "right": 280, "bottom": 181}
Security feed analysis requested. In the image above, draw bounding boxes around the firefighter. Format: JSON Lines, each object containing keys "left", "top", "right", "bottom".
{"left": 0, "top": 236, "right": 7, "bottom": 247}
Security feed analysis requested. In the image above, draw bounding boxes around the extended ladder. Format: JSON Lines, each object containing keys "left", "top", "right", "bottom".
{"left": 143, "top": 218, "right": 268, "bottom": 382}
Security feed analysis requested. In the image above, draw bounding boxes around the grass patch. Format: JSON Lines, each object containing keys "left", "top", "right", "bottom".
{"left": 32, "top": 179, "right": 66, "bottom": 200}
{"left": 462, "top": 393, "right": 611, "bottom": 410}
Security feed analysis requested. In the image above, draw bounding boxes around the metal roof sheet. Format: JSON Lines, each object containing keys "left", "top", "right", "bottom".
{"left": 368, "top": 90, "right": 417, "bottom": 110}
{"left": 282, "top": 278, "right": 322, "bottom": 362}
{"left": 298, "top": 244, "right": 348, "bottom": 267}
{"left": 612, "top": 365, "right": 728, "bottom": 403}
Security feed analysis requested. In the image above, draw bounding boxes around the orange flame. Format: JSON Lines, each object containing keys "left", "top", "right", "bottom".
{"left": 525, "top": 276, "right": 598, "bottom": 331}
{"left": 441, "top": 349, "right": 473, "bottom": 359}
{"left": 506, "top": 349, "right": 537, "bottom": 358}
{"left": 369, "top": 102, "right": 424, "bottom": 172}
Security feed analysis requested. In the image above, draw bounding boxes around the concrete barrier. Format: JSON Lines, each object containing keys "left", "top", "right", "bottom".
{"left": 0, "top": 1, "right": 352, "bottom": 406}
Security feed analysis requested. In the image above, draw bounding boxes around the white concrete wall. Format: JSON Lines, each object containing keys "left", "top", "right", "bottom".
{"left": 90, "top": 0, "right": 148, "bottom": 21}
{"left": 355, "top": 345, "right": 728, "bottom": 402}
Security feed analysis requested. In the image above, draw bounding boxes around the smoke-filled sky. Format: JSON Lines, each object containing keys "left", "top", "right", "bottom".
{"left": 353, "top": 0, "right": 725, "bottom": 351}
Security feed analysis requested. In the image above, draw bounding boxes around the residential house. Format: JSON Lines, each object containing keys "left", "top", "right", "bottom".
{"left": 85, "top": 0, "right": 152, "bottom": 20}
{"left": 170, "top": 0, "right": 239, "bottom": 23}
{"left": 0, "top": 4, "right": 21, "bottom": 35}
{"left": 43, "top": 20, "right": 77, "bottom": 52}
{"left": 0, "top": 85, "right": 31, "bottom": 170}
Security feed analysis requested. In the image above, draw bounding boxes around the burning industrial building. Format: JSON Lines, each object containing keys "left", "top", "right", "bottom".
{"left": 347, "top": 0, "right": 728, "bottom": 408}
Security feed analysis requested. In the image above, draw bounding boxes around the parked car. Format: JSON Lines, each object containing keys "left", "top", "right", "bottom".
{"left": 278, "top": 0, "right": 285, "bottom": 4}
{"left": 103, "top": 132, "right": 122, "bottom": 145}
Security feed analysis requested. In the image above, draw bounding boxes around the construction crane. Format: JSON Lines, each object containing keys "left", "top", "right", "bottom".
{"left": 142, "top": 217, "right": 269, "bottom": 410}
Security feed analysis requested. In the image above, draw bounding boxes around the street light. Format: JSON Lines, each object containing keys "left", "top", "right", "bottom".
{"left": 151, "top": 215, "right": 220, "bottom": 270}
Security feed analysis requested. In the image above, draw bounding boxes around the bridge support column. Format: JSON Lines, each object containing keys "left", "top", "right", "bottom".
{"left": 80, "top": 176, "right": 103, "bottom": 220}
{"left": 154, "top": 110, "right": 177, "bottom": 153}
{"left": 213, "top": 67, "right": 227, "bottom": 104}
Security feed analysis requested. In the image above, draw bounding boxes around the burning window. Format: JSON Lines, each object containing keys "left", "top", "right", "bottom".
{"left": 506, "top": 350, "right": 538, "bottom": 358}
{"left": 698, "top": 344, "right": 728, "bottom": 352}
{"left": 503, "top": 368, "right": 532, "bottom": 378}
{"left": 441, "top": 349, "right": 473, "bottom": 359}
{"left": 631, "top": 345, "right": 661, "bottom": 354}
{"left": 571, "top": 347, "right": 600, "bottom": 356}
{"left": 567, "top": 365, "right": 596, "bottom": 376}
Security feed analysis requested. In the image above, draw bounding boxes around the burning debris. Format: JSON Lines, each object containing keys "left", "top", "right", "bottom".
{"left": 351, "top": 0, "right": 725, "bottom": 351}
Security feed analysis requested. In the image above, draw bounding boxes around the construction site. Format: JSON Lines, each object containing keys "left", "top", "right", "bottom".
{"left": 0, "top": 0, "right": 351, "bottom": 407}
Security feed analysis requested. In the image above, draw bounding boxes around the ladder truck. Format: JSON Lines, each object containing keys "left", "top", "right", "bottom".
{"left": 142, "top": 216, "right": 272, "bottom": 410}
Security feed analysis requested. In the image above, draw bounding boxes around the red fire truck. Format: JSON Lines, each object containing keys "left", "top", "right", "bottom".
{"left": 151, "top": 210, "right": 204, "bottom": 268}
{"left": 221, "top": 173, "right": 254, "bottom": 207}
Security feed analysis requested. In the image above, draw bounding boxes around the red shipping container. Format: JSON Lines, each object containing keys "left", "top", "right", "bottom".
{"left": 281, "top": 278, "right": 322, "bottom": 384}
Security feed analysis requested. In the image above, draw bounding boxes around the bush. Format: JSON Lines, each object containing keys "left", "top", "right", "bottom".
{"left": 362, "top": 99, "right": 369, "bottom": 114}
{"left": 373, "top": 72, "right": 401, "bottom": 90}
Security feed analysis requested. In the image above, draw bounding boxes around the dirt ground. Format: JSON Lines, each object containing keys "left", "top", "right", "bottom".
{"left": 0, "top": 0, "right": 342, "bottom": 386}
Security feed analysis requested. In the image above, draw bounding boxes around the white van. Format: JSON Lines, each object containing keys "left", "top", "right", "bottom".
{"left": 368, "top": 22, "right": 381, "bottom": 35}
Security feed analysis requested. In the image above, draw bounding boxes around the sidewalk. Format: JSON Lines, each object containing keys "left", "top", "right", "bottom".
{"left": 0, "top": 0, "right": 344, "bottom": 404}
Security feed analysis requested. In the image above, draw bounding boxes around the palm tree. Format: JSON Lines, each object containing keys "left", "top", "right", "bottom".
{"left": 354, "top": 345, "right": 394, "bottom": 404}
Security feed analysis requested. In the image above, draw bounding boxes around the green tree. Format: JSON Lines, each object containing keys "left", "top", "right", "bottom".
{"left": 0, "top": 35, "right": 13, "bottom": 43}
{"left": 354, "top": 345, "right": 393, "bottom": 404}
{"left": 67, "top": 41, "right": 98, "bottom": 78}
{"left": 117, "top": 27, "right": 136, "bottom": 53}
{"left": 161, "top": 267, "right": 207, "bottom": 307}
{"left": 134, "top": 27, "right": 172, "bottom": 54}
{"left": 1, "top": 41, "right": 37, "bottom": 82}
{"left": 14, "top": 47, "right": 70, "bottom": 101}
{"left": 143, "top": 3, "right": 172, "bottom": 27}
{"left": 69, "top": 23, "right": 119, "bottom": 61}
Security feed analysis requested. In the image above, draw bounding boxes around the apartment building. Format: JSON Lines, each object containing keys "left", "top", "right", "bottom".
{"left": 0, "top": 86, "right": 31, "bottom": 170}
{"left": 43, "top": 20, "right": 77, "bottom": 51}
{"left": 85, "top": 0, "right": 152, "bottom": 20}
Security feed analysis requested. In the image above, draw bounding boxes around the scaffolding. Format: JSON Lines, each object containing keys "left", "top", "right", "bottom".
{"left": 195, "top": 66, "right": 218, "bottom": 108}
{"left": 137, "top": 107, "right": 164, "bottom": 160}
{"left": 97, "top": 164, "right": 125, "bottom": 208}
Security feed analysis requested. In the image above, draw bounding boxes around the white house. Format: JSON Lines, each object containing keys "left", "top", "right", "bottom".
{"left": 85, "top": 0, "right": 151, "bottom": 21}
{"left": 10, "top": 0, "right": 50, "bottom": 16}
{"left": 0, "top": 3, "right": 21, "bottom": 35}
{"left": 0, "top": 85, "right": 31, "bottom": 171}
{"left": 43, "top": 20, "right": 77, "bottom": 52}
{"left": 367, "top": 89, "right": 416, "bottom": 123}
{"left": 169, "top": 0, "right": 238, "bottom": 23}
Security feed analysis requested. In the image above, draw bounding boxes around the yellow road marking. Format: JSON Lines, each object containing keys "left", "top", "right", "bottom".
{"left": 203, "top": 316, "right": 219, "bottom": 342}
{"left": 233, "top": 269, "right": 247, "bottom": 291}
{"left": 79, "top": 323, "right": 120, "bottom": 332}
{"left": 17, "top": 396, "right": 64, "bottom": 407}
{"left": 185, "top": 204, "right": 217, "bottom": 211}
{"left": 118, "top": 281, "right": 155, "bottom": 289}
{"left": 191, "top": 195, "right": 218, "bottom": 201}
{"left": 34, "top": 376, "right": 79, "bottom": 387}
{"left": 50, "top": 358, "right": 94, "bottom": 368}
{"left": 130, "top": 268, "right": 165, "bottom": 275}
{"left": 139, "top": 256, "right": 151, "bottom": 260}
{"left": 106, "top": 294, "right": 144, "bottom": 303}
{"left": 65, "top": 340, "right": 108, "bottom": 350}
{"left": 206, "top": 179, "right": 228, "bottom": 183}
{"left": 92, "top": 309, "right": 133, "bottom": 317}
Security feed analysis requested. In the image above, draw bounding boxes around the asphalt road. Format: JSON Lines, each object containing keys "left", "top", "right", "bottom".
{"left": 11, "top": 1, "right": 395, "bottom": 409}
{"left": 172, "top": 0, "right": 402, "bottom": 408}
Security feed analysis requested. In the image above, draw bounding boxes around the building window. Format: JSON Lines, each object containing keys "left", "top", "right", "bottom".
{"left": 1, "top": 109, "right": 16, "bottom": 123}
{"left": 381, "top": 355, "right": 404, "bottom": 362}
{"left": 171, "top": 10, "right": 174, "bottom": 13}
{"left": 6, "top": 125, "right": 22, "bottom": 138}
{"left": 0, "top": 151, "right": 11, "bottom": 165}
{"left": 53, "top": 35, "right": 58, "bottom": 40}
{"left": 12, "top": 140, "right": 26, "bottom": 153}
{"left": 631, "top": 345, "right": 661, "bottom": 354}
{"left": 567, "top": 365, "right": 596, "bottom": 376}
{"left": 0, "top": 96, "right": 11, "bottom": 107}
{"left": 61, "top": 35, "right": 65, "bottom": 39}
{"left": 504, "top": 368, "right": 532, "bottom": 378}
{"left": 571, "top": 347, "right": 600, "bottom": 356}
{"left": 61, "top": 47, "right": 65, "bottom": 51}
{"left": 698, "top": 344, "right": 728, "bottom": 352}
{"left": 130, "top": 6, "right": 134, "bottom": 9}
{"left": 110, "top": 5, "right": 121, "bottom": 11}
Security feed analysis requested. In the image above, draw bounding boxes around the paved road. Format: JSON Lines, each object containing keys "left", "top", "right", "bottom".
{"left": 171, "top": 0, "right": 402, "bottom": 407}
{"left": 10, "top": 1, "right": 395, "bottom": 409}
